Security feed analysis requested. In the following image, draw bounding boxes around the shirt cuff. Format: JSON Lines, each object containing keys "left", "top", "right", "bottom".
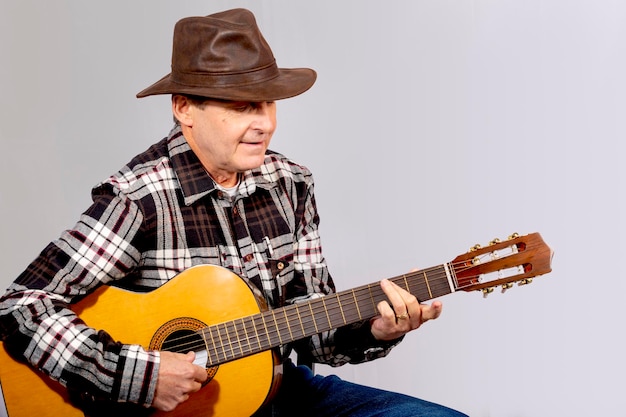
{"left": 334, "top": 320, "right": 404, "bottom": 362}
{"left": 114, "top": 345, "right": 159, "bottom": 407}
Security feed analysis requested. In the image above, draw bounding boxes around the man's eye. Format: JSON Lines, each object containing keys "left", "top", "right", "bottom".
{"left": 231, "top": 102, "right": 270, "bottom": 112}
{"left": 232, "top": 103, "right": 252, "bottom": 112}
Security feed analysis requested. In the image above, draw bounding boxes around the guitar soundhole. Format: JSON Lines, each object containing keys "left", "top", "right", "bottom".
{"left": 149, "top": 317, "right": 219, "bottom": 382}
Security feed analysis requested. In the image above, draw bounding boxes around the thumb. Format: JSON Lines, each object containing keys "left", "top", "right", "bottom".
{"left": 184, "top": 351, "right": 196, "bottom": 363}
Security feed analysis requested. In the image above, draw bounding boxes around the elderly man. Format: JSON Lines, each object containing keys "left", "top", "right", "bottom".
{"left": 0, "top": 8, "right": 467, "bottom": 417}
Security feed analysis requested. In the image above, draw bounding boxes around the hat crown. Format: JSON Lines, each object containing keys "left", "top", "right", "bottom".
{"left": 173, "top": 9, "right": 276, "bottom": 78}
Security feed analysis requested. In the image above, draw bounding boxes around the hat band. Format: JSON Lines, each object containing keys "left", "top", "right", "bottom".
{"left": 171, "top": 62, "right": 280, "bottom": 88}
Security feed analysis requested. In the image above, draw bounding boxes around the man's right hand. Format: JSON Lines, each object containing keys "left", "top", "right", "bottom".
{"left": 152, "top": 351, "right": 208, "bottom": 412}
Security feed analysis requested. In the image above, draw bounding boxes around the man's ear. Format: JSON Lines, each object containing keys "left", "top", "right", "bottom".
{"left": 172, "top": 95, "right": 194, "bottom": 127}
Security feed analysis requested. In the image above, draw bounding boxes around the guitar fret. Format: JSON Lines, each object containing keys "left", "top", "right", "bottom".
{"left": 336, "top": 294, "right": 347, "bottom": 325}
{"left": 402, "top": 274, "right": 410, "bottom": 291}
{"left": 270, "top": 310, "right": 283, "bottom": 345}
{"left": 321, "top": 297, "right": 332, "bottom": 329}
{"left": 257, "top": 313, "right": 271, "bottom": 350}
{"left": 422, "top": 271, "right": 433, "bottom": 299}
{"left": 206, "top": 326, "right": 217, "bottom": 364}
{"left": 241, "top": 317, "right": 252, "bottom": 355}
{"left": 351, "top": 290, "right": 362, "bottom": 320}
{"left": 294, "top": 305, "right": 306, "bottom": 337}
{"left": 326, "top": 294, "right": 348, "bottom": 328}
{"left": 250, "top": 315, "right": 263, "bottom": 351}
{"left": 204, "top": 327, "right": 216, "bottom": 365}
{"left": 367, "top": 285, "right": 376, "bottom": 315}
{"left": 282, "top": 308, "right": 295, "bottom": 340}
{"left": 261, "top": 310, "right": 280, "bottom": 347}
{"left": 399, "top": 265, "right": 450, "bottom": 300}
{"left": 354, "top": 285, "right": 378, "bottom": 318}
{"left": 212, "top": 325, "right": 227, "bottom": 364}
{"left": 199, "top": 329, "right": 210, "bottom": 363}
{"left": 299, "top": 303, "right": 317, "bottom": 336}
{"left": 230, "top": 322, "right": 240, "bottom": 360}
{"left": 338, "top": 292, "right": 360, "bottom": 323}
{"left": 307, "top": 303, "right": 319, "bottom": 333}
{"left": 220, "top": 323, "right": 234, "bottom": 361}
{"left": 232, "top": 319, "right": 245, "bottom": 357}
{"left": 333, "top": 295, "right": 348, "bottom": 327}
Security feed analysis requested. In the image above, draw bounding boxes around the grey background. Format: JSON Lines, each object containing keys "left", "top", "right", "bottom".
{"left": 1, "top": 1, "right": 625, "bottom": 416}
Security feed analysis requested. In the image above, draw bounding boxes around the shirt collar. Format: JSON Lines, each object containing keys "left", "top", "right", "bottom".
{"left": 166, "top": 125, "right": 277, "bottom": 205}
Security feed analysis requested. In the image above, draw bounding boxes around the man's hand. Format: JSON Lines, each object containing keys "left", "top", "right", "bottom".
{"left": 152, "top": 351, "right": 208, "bottom": 412}
{"left": 370, "top": 278, "right": 443, "bottom": 341}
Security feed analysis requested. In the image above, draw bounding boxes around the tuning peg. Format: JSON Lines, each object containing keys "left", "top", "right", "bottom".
{"left": 501, "top": 283, "right": 514, "bottom": 293}
{"left": 517, "top": 278, "right": 533, "bottom": 286}
{"left": 482, "top": 287, "right": 494, "bottom": 298}
{"left": 469, "top": 244, "right": 481, "bottom": 252}
{"left": 489, "top": 238, "right": 501, "bottom": 246}
{"left": 508, "top": 232, "right": 519, "bottom": 240}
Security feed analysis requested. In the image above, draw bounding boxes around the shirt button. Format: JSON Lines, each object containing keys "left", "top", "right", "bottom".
{"left": 243, "top": 254, "right": 253, "bottom": 262}
{"left": 233, "top": 207, "right": 238, "bottom": 215}
{"left": 217, "top": 191, "right": 224, "bottom": 199}
{"left": 277, "top": 262, "right": 285, "bottom": 271}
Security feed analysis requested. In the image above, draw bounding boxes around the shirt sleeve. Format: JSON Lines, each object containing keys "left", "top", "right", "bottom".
{"left": 289, "top": 175, "right": 402, "bottom": 366}
{"left": 0, "top": 188, "right": 160, "bottom": 408}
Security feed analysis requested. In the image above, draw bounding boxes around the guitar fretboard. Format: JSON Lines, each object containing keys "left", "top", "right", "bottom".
{"left": 191, "top": 263, "right": 456, "bottom": 366}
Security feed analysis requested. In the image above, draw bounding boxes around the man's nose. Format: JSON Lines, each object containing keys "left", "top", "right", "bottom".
{"left": 251, "top": 102, "right": 276, "bottom": 133}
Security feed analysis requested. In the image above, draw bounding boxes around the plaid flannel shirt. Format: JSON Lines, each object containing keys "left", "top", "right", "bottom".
{"left": 0, "top": 125, "right": 399, "bottom": 408}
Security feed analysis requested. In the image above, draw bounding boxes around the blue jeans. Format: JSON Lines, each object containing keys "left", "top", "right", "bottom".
{"left": 254, "top": 360, "right": 468, "bottom": 417}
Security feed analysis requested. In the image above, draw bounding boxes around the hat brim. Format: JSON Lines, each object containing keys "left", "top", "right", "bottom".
{"left": 136, "top": 68, "right": 316, "bottom": 101}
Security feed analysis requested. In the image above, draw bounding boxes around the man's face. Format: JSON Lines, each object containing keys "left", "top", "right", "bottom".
{"left": 179, "top": 98, "right": 277, "bottom": 185}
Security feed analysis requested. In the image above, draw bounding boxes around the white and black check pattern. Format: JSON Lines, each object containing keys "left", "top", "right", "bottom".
{"left": 0, "top": 125, "right": 399, "bottom": 408}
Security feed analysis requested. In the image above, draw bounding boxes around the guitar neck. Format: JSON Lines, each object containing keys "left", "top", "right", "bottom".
{"left": 198, "top": 263, "right": 455, "bottom": 366}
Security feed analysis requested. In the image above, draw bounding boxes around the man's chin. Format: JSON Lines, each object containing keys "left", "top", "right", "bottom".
{"left": 237, "top": 158, "right": 266, "bottom": 172}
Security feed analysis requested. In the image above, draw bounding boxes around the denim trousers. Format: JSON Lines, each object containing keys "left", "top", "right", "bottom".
{"left": 254, "top": 360, "right": 469, "bottom": 417}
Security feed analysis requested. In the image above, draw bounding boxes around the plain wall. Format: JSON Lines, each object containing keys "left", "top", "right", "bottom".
{"left": 1, "top": 1, "right": 625, "bottom": 416}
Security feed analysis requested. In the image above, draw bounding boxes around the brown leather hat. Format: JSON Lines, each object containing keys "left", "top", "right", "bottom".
{"left": 136, "top": 8, "right": 316, "bottom": 101}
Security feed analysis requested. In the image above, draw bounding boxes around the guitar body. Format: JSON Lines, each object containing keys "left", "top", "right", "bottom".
{"left": 0, "top": 265, "right": 282, "bottom": 417}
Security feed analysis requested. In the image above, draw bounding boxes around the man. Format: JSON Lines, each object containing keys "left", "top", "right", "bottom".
{"left": 0, "top": 8, "right": 467, "bottom": 417}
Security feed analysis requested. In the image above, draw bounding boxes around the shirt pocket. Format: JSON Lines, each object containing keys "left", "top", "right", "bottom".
{"left": 267, "top": 254, "right": 294, "bottom": 288}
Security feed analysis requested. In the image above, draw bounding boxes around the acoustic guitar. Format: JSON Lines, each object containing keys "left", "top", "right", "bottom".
{"left": 0, "top": 232, "right": 552, "bottom": 417}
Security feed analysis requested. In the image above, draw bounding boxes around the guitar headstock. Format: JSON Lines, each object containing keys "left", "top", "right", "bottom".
{"left": 451, "top": 232, "right": 553, "bottom": 296}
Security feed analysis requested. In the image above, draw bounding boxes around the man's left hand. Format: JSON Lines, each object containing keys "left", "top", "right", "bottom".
{"left": 370, "top": 278, "right": 443, "bottom": 341}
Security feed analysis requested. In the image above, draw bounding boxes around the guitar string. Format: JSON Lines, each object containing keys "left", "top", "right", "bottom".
{"left": 158, "top": 260, "right": 491, "bottom": 361}
{"left": 163, "top": 263, "right": 482, "bottom": 359}
{"left": 160, "top": 236, "right": 536, "bottom": 356}
{"left": 162, "top": 264, "right": 452, "bottom": 348}
{"left": 168, "top": 284, "right": 472, "bottom": 359}
{"left": 189, "top": 236, "right": 537, "bottom": 361}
